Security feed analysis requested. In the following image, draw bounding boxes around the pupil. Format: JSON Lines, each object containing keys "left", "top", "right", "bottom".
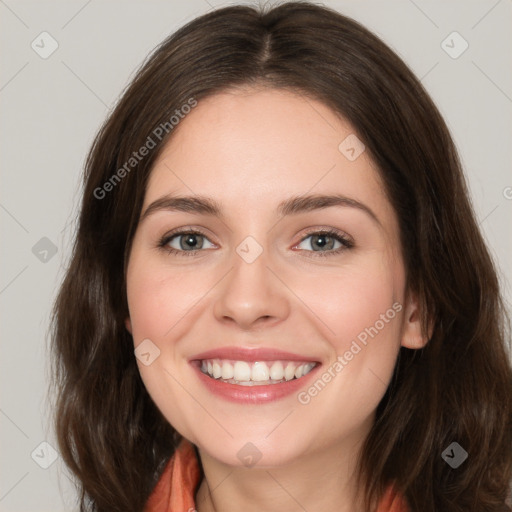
{"left": 183, "top": 234, "right": 200, "bottom": 250}
{"left": 314, "top": 235, "right": 333, "bottom": 250}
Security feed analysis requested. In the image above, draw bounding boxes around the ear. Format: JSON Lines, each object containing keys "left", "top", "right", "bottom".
{"left": 125, "top": 317, "right": 133, "bottom": 335}
{"left": 400, "top": 290, "right": 431, "bottom": 349}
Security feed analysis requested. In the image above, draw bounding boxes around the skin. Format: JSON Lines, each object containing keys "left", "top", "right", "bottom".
{"left": 125, "top": 87, "right": 428, "bottom": 512}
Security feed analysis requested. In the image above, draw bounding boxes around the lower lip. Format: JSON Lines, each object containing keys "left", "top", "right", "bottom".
{"left": 191, "top": 362, "right": 320, "bottom": 404}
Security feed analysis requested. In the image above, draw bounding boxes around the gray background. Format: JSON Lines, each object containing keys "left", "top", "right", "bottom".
{"left": 1, "top": 0, "right": 511, "bottom": 510}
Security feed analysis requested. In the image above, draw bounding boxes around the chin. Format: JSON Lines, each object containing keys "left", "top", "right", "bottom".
{"left": 192, "top": 429, "right": 313, "bottom": 469}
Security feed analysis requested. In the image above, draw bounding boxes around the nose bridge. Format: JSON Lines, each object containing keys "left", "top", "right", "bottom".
{"left": 213, "top": 233, "right": 290, "bottom": 329}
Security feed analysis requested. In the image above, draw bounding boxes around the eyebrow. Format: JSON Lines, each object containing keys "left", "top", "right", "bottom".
{"left": 140, "top": 193, "right": 381, "bottom": 226}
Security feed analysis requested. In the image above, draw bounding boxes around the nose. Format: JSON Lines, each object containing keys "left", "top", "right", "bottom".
{"left": 213, "top": 242, "right": 290, "bottom": 332}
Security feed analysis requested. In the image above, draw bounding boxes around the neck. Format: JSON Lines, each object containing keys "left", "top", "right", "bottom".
{"left": 195, "top": 423, "right": 372, "bottom": 512}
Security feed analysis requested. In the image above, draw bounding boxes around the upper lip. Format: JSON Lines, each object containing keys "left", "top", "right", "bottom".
{"left": 190, "top": 347, "right": 320, "bottom": 363}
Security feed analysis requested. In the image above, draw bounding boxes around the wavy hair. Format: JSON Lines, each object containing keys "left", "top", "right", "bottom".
{"left": 49, "top": 2, "right": 512, "bottom": 511}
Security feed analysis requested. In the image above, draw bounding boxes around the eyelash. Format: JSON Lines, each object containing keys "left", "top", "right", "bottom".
{"left": 157, "top": 228, "right": 354, "bottom": 258}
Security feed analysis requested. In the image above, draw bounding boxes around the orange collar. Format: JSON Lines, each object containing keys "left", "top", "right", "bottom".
{"left": 144, "top": 439, "right": 200, "bottom": 512}
{"left": 144, "top": 439, "right": 409, "bottom": 512}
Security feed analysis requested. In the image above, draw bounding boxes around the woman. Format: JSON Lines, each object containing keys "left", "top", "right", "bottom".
{"left": 50, "top": 2, "right": 512, "bottom": 511}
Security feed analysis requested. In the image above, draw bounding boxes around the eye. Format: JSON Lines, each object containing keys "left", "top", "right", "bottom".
{"left": 157, "top": 227, "right": 353, "bottom": 258}
{"left": 158, "top": 229, "right": 215, "bottom": 256}
{"left": 294, "top": 228, "right": 353, "bottom": 257}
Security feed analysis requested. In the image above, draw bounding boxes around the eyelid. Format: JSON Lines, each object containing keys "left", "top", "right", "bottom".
{"left": 158, "top": 227, "right": 217, "bottom": 253}
{"left": 160, "top": 226, "right": 217, "bottom": 244}
{"left": 295, "top": 226, "right": 354, "bottom": 246}
{"left": 291, "top": 227, "right": 354, "bottom": 258}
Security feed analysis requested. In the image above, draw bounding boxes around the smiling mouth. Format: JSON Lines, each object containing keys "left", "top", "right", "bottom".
{"left": 199, "top": 359, "right": 317, "bottom": 386}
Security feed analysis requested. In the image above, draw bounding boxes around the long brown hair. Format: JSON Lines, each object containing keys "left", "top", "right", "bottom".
{"left": 49, "top": 2, "right": 512, "bottom": 510}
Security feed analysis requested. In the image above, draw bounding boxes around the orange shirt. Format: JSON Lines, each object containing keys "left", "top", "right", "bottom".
{"left": 144, "top": 439, "right": 409, "bottom": 512}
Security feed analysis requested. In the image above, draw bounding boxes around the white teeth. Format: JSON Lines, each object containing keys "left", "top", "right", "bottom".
{"left": 221, "top": 361, "right": 234, "bottom": 379}
{"left": 269, "top": 361, "right": 284, "bottom": 380}
{"left": 251, "top": 362, "right": 270, "bottom": 382}
{"left": 284, "top": 363, "right": 296, "bottom": 381}
{"left": 212, "top": 362, "right": 222, "bottom": 379}
{"left": 233, "top": 361, "right": 251, "bottom": 381}
{"left": 304, "top": 362, "right": 315, "bottom": 374}
{"left": 200, "top": 358, "right": 316, "bottom": 384}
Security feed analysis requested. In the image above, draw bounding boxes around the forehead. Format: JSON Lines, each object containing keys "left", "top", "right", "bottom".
{"left": 143, "top": 88, "right": 392, "bottom": 226}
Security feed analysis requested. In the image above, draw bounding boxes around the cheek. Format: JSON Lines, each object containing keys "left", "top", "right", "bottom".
{"left": 291, "top": 289, "right": 401, "bottom": 438}
{"left": 126, "top": 255, "right": 206, "bottom": 341}
{"left": 294, "top": 255, "right": 403, "bottom": 354}
{"left": 126, "top": 252, "right": 210, "bottom": 435}
{"left": 292, "top": 254, "right": 404, "bottom": 407}
{"left": 298, "top": 253, "right": 405, "bottom": 416}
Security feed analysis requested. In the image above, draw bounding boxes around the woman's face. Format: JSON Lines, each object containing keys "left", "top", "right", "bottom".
{"left": 125, "top": 87, "right": 422, "bottom": 467}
